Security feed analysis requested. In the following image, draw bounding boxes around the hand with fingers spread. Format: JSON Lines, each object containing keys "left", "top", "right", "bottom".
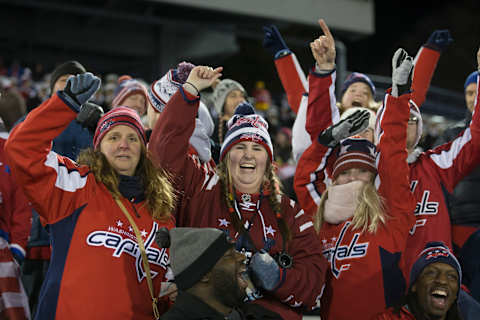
{"left": 391, "top": 48, "right": 414, "bottom": 97}
{"left": 310, "top": 19, "right": 336, "bottom": 71}
{"left": 183, "top": 66, "right": 223, "bottom": 95}
{"left": 318, "top": 109, "right": 371, "bottom": 148}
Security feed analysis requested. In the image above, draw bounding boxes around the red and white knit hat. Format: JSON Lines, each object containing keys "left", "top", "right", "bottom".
{"left": 331, "top": 138, "right": 377, "bottom": 180}
{"left": 111, "top": 75, "right": 148, "bottom": 115}
{"left": 93, "top": 106, "right": 146, "bottom": 149}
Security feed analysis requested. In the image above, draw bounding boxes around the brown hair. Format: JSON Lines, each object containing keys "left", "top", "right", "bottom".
{"left": 77, "top": 146, "right": 175, "bottom": 221}
{"left": 217, "top": 156, "right": 292, "bottom": 244}
{"left": 0, "top": 88, "right": 26, "bottom": 131}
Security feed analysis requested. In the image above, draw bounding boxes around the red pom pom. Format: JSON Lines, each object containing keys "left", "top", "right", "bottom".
{"left": 118, "top": 75, "right": 132, "bottom": 84}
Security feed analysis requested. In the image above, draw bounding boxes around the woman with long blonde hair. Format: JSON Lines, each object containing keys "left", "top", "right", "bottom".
{"left": 5, "top": 73, "right": 175, "bottom": 320}
{"left": 294, "top": 48, "right": 418, "bottom": 319}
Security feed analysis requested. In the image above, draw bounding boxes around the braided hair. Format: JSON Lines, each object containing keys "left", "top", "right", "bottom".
{"left": 217, "top": 157, "right": 292, "bottom": 244}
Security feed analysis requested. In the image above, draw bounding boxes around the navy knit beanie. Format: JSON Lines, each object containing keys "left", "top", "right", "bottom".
{"left": 409, "top": 242, "right": 462, "bottom": 291}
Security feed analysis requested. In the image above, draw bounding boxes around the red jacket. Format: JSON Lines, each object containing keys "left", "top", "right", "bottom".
{"left": 149, "top": 89, "right": 328, "bottom": 320}
{"left": 294, "top": 93, "right": 416, "bottom": 320}
{"left": 5, "top": 94, "right": 175, "bottom": 320}
{"left": 373, "top": 307, "right": 416, "bottom": 320}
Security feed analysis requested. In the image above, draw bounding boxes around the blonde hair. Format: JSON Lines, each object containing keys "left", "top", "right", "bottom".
{"left": 77, "top": 146, "right": 175, "bottom": 221}
{"left": 337, "top": 99, "right": 380, "bottom": 115}
{"left": 314, "top": 182, "right": 387, "bottom": 234}
{"left": 217, "top": 155, "right": 292, "bottom": 243}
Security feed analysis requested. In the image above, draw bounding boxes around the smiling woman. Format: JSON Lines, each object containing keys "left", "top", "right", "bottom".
{"left": 149, "top": 65, "right": 328, "bottom": 320}
{"left": 5, "top": 73, "right": 176, "bottom": 319}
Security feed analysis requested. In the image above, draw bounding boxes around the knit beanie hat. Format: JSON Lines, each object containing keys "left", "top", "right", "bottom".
{"left": 148, "top": 62, "right": 195, "bottom": 113}
{"left": 212, "top": 79, "right": 246, "bottom": 115}
{"left": 340, "top": 72, "right": 376, "bottom": 98}
{"left": 155, "top": 227, "right": 234, "bottom": 290}
{"left": 331, "top": 138, "right": 377, "bottom": 180}
{"left": 220, "top": 102, "right": 273, "bottom": 162}
{"left": 409, "top": 241, "right": 462, "bottom": 291}
{"left": 111, "top": 75, "right": 149, "bottom": 115}
{"left": 464, "top": 71, "right": 478, "bottom": 90}
{"left": 93, "top": 106, "right": 146, "bottom": 149}
{"left": 49, "top": 61, "right": 86, "bottom": 94}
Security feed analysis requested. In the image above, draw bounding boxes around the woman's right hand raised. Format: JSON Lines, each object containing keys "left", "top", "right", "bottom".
{"left": 310, "top": 19, "right": 336, "bottom": 71}
{"left": 183, "top": 66, "right": 223, "bottom": 95}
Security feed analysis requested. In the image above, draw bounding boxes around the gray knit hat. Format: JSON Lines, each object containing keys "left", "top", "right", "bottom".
{"left": 212, "top": 79, "right": 246, "bottom": 115}
{"left": 155, "top": 227, "right": 233, "bottom": 290}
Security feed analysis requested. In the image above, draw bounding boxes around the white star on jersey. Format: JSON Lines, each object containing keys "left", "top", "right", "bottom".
{"left": 129, "top": 226, "right": 133, "bottom": 232}
{"left": 218, "top": 218, "right": 230, "bottom": 227}
{"left": 265, "top": 225, "right": 276, "bottom": 237}
{"left": 141, "top": 229, "right": 147, "bottom": 237}
{"left": 116, "top": 220, "right": 123, "bottom": 227}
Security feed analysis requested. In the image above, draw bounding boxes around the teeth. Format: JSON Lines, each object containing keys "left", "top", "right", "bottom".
{"left": 432, "top": 289, "right": 447, "bottom": 297}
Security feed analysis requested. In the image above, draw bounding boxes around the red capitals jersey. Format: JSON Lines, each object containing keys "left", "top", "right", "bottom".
{"left": 404, "top": 74, "right": 480, "bottom": 279}
{"left": 5, "top": 95, "right": 175, "bottom": 320}
{"left": 149, "top": 89, "right": 328, "bottom": 320}
{"left": 295, "top": 93, "right": 416, "bottom": 320}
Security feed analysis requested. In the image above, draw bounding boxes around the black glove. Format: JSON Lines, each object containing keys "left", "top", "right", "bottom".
{"left": 76, "top": 102, "right": 104, "bottom": 134}
{"left": 391, "top": 48, "right": 414, "bottom": 97}
{"left": 58, "top": 72, "right": 101, "bottom": 112}
{"left": 318, "top": 110, "right": 371, "bottom": 148}
{"left": 425, "top": 29, "right": 453, "bottom": 52}
{"left": 249, "top": 250, "right": 281, "bottom": 291}
{"left": 262, "top": 25, "right": 290, "bottom": 57}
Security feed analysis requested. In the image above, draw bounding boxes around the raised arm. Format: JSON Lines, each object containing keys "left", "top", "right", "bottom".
{"left": 411, "top": 30, "right": 453, "bottom": 107}
{"left": 427, "top": 47, "right": 480, "bottom": 192}
{"left": 306, "top": 19, "right": 340, "bottom": 139}
{"left": 263, "top": 25, "right": 308, "bottom": 114}
{"left": 375, "top": 49, "right": 416, "bottom": 235}
{"left": 5, "top": 73, "right": 101, "bottom": 224}
{"left": 149, "top": 66, "right": 222, "bottom": 195}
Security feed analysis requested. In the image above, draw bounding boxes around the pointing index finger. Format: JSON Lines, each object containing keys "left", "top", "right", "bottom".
{"left": 318, "top": 19, "right": 333, "bottom": 41}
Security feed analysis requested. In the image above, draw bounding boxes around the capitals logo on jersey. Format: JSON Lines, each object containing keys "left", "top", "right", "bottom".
{"left": 409, "top": 180, "right": 440, "bottom": 235}
{"left": 321, "top": 221, "right": 369, "bottom": 279}
{"left": 86, "top": 221, "right": 169, "bottom": 282}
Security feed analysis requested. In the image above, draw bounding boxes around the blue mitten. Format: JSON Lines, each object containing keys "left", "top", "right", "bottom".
{"left": 59, "top": 72, "right": 101, "bottom": 111}
{"left": 249, "top": 250, "right": 281, "bottom": 291}
{"left": 425, "top": 29, "right": 453, "bottom": 52}
{"left": 262, "top": 25, "right": 290, "bottom": 58}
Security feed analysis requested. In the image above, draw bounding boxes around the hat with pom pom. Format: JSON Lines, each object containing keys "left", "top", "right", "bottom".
{"left": 148, "top": 61, "right": 195, "bottom": 113}
{"left": 111, "top": 75, "right": 148, "bottom": 116}
{"left": 155, "top": 227, "right": 233, "bottom": 290}
{"left": 220, "top": 102, "right": 273, "bottom": 162}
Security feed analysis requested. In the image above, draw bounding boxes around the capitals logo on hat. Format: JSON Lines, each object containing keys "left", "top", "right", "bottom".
{"left": 220, "top": 102, "right": 273, "bottom": 162}
{"left": 409, "top": 241, "right": 462, "bottom": 290}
